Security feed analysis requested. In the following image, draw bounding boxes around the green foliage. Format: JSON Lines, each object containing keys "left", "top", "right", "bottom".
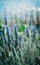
{"left": 0, "top": 21, "right": 40, "bottom": 65}
{"left": 18, "top": 25, "right": 25, "bottom": 32}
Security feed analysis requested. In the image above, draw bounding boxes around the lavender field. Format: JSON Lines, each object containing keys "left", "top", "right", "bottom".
{"left": 0, "top": 0, "right": 40, "bottom": 65}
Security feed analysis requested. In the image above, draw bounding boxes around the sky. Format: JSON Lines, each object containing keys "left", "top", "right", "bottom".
{"left": 0, "top": 0, "right": 40, "bottom": 18}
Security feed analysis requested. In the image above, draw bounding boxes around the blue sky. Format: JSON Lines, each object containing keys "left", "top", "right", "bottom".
{"left": 0, "top": 0, "right": 37, "bottom": 10}
{"left": 0, "top": 0, "right": 40, "bottom": 18}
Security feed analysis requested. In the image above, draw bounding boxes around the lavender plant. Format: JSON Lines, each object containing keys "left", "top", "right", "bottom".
{"left": 0, "top": 15, "right": 40, "bottom": 65}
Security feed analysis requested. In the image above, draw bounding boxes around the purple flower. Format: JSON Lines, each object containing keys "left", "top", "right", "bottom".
{"left": 3, "top": 44, "right": 6, "bottom": 48}
{"left": 13, "top": 25, "right": 17, "bottom": 31}
{"left": 26, "top": 27, "right": 28, "bottom": 32}
{"left": 6, "top": 25, "right": 9, "bottom": 32}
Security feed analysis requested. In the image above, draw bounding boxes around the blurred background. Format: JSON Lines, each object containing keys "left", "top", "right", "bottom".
{"left": 0, "top": 0, "right": 40, "bottom": 65}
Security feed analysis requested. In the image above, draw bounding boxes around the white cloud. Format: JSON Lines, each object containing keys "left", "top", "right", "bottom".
{"left": 3, "top": 2, "right": 33, "bottom": 17}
